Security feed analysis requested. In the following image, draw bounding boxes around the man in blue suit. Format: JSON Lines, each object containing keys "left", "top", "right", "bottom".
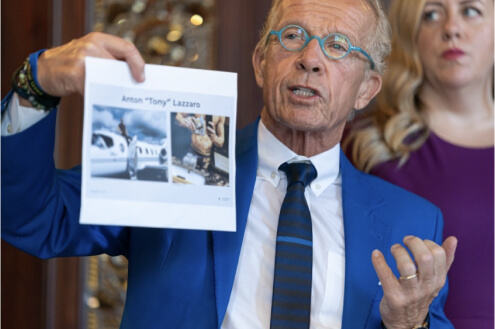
{"left": 2, "top": 0, "right": 457, "bottom": 328}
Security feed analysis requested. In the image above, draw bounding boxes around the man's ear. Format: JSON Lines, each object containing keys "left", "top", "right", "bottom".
{"left": 252, "top": 46, "right": 266, "bottom": 88}
{"left": 354, "top": 71, "right": 382, "bottom": 110}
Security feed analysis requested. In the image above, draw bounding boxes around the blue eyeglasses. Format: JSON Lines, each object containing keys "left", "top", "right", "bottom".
{"left": 268, "top": 25, "right": 375, "bottom": 70}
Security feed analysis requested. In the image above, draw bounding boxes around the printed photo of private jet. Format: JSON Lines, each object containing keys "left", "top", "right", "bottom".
{"left": 90, "top": 105, "right": 168, "bottom": 181}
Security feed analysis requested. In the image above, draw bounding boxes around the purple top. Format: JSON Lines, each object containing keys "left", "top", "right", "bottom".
{"left": 371, "top": 132, "right": 494, "bottom": 328}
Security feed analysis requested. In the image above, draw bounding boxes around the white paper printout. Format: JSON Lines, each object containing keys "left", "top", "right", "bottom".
{"left": 80, "top": 57, "right": 237, "bottom": 231}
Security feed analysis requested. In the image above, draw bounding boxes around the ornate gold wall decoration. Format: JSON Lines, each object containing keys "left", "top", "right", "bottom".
{"left": 93, "top": 0, "right": 216, "bottom": 68}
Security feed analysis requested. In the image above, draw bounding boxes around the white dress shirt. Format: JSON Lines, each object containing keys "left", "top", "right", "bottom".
{"left": 222, "top": 121, "right": 345, "bottom": 329}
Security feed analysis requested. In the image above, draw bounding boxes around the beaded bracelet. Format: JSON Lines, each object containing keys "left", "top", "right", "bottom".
{"left": 11, "top": 55, "right": 60, "bottom": 111}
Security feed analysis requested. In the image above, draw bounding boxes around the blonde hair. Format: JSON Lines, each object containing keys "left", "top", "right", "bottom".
{"left": 254, "top": 0, "right": 391, "bottom": 75}
{"left": 344, "top": 0, "right": 430, "bottom": 172}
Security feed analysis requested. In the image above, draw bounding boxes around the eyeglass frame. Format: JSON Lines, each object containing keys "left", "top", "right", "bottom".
{"left": 267, "top": 24, "right": 375, "bottom": 70}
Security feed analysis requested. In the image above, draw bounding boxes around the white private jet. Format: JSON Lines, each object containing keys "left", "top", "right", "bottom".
{"left": 91, "top": 130, "right": 168, "bottom": 180}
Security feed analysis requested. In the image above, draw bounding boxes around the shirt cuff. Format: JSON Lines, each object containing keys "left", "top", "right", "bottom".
{"left": 1, "top": 92, "right": 51, "bottom": 136}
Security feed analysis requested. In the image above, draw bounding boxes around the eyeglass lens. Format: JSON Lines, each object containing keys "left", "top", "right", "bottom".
{"left": 280, "top": 26, "right": 350, "bottom": 59}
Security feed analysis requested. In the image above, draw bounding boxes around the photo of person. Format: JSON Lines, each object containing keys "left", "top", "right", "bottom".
{"left": 91, "top": 105, "right": 168, "bottom": 181}
{"left": 171, "top": 112, "right": 229, "bottom": 186}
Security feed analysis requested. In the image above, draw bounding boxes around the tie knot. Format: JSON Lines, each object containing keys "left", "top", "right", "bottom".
{"left": 279, "top": 161, "right": 317, "bottom": 188}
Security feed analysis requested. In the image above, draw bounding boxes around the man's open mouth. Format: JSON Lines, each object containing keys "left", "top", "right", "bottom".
{"left": 291, "top": 87, "right": 317, "bottom": 97}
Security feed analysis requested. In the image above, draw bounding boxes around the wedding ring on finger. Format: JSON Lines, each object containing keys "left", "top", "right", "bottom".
{"left": 399, "top": 272, "right": 418, "bottom": 280}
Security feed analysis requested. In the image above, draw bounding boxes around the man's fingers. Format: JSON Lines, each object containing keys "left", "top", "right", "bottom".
{"left": 403, "top": 236, "right": 456, "bottom": 300}
{"left": 185, "top": 118, "right": 196, "bottom": 131}
{"left": 442, "top": 236, "right": 457, "bottom": 272}
{"left": 37, "top": 32, "right": 145, "bottom": 97}
{"left": 405, "top": 236, "right": 457, "bottom": 279}
{"left": 207, "top": 127, "right": 216, "bottom": 135}
{"left": 403, "top": 236, "right": 436, "bottom": 279}
{"left": 96, "top": 33, "right": 145, "bottom": 82}
{"left": 372, "top": 249, "right": 400, "bottom": 292}
{"left": 390, "top": 243, "right": 417, "bottom": 279}
{"left": 374, "top": 236, "right": 456, "bottom": 329}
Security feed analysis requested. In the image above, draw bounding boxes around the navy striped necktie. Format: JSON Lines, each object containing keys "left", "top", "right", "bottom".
{"left": 270, "top": 161, "right": 317, "bottom": 329}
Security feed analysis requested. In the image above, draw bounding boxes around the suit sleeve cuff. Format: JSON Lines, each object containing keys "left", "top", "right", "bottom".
{"left": 1, "top": 91, "right": 51, "bottom": 136}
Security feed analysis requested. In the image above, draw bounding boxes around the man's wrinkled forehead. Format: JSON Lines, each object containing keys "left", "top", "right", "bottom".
{"left": 271, "top": 0, "right": 374, "bottom": 38}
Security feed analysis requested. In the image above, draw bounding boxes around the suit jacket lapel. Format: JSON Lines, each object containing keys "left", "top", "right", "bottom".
{"left": 212, "top": 119, "right": 259, "bottom": 327}
{"left": 340, "top": 152, "right": 390, "bottom": 329}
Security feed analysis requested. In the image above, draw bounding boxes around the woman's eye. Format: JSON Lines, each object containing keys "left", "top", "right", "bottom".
{"left": 423, "top": 10, "right": 440, "bottom": 22}
{"left": 463, "top": 7, "right": 481, "bottom": 17}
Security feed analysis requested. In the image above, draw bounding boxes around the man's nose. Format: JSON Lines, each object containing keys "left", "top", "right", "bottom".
{"left": 297, "top": 38, "right": 325, "bottom": 73}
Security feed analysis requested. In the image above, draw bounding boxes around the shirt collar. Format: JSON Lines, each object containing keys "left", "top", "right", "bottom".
{"left": 257, "top": 120, "right": 340, "bottom": 196}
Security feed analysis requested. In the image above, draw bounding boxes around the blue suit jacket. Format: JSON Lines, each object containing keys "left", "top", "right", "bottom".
{"left": 1, "top": 108, "right": 453, "bottom": 328}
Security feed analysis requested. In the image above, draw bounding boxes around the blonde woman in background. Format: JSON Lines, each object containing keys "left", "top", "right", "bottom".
{"left": 344, "top": 0, "right": 494, "bottom": 327}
